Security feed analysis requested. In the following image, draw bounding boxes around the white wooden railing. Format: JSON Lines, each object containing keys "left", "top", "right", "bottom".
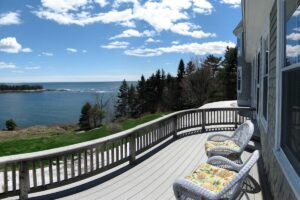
{"left": 0, "top": 107, "right": 255, "bottom": 199}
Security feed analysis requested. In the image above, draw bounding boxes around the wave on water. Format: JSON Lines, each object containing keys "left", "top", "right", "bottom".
{"left": 47, "top": 88, "right": 115, "bottom": 93}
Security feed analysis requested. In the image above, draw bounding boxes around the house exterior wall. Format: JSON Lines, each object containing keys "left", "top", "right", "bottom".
{"left": 239, "top": 0, "right": 298, "bottom": 199}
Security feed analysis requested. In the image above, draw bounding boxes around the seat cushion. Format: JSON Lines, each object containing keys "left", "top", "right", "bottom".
{"left": 205, "top": 140, "right": 240, "bottom": 152}
{"left": 185, "top": 163, "right": 237, "bottom": 193}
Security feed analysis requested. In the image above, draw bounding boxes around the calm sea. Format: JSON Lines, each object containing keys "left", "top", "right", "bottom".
{"left": 0, "top": 82, "right": 130, "bottom": 129}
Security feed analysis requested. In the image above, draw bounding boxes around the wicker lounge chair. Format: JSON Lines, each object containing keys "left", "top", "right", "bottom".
{"left": 205, "top": 120, "right": 254, "bottom": 161}
{"left": 173, "top": 150, "right": 260, "bottom": 200}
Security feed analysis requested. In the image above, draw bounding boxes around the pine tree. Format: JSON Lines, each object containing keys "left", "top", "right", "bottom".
{"left": 186, "top": 61, "right": 196, "bottom": 75}
{"left": 222, "top": 47, "right": 237, "bottom": 100}
{"left": 79, "top": 102, "right": 92, "bottom": 130}
{"left": 136, "top": 75, "right": 146, "bottom": 114}
{"left": 176, "top": 59, "right": 185, "bottom": 110}
{"left": 128, "top": 84, "right": 139, "bottom": 117}
{"left": 115, "top": 79, "right": 129, "bottom": 118}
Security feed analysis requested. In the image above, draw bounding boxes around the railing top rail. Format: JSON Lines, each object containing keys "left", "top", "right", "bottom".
{"left": 0, "top": 106, "right": 255, "bottom": 164}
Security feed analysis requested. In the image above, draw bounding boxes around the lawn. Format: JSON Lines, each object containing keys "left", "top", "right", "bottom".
{"left": 0, "top": 112, "right": 167, "bottom": 157}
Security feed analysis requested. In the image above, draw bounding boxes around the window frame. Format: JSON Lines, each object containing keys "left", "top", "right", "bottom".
{"left": 274, "top": 0, "right": 300, "bottom": 198}
{"left": 260, "top": 32, "right": 269, "bottom": 130}
{"left": 237, "top": 66, "right": 242, "bottom": 93}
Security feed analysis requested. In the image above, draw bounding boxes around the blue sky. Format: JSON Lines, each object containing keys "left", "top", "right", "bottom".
{"left": 0, "top": 0, "right": 241, "bottom": 82}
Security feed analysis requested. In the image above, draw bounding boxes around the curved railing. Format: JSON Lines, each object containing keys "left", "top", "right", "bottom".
{"left": 0, "top": 107, "right": 255, "bottom": 199}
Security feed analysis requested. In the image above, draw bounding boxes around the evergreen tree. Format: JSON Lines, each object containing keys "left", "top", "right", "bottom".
{"left": 222, "top": 47, "right": 237, "bottom": 100}
{"left": 5, "top": 119, "right": 17, "bottom": 131}
{"left": 176, "top": 59, "right": 185, "bottom": 110}
{"left": 79, "top": 102, "right": 92, "bottom": 130}
{"left": 186, "top": 61, "right": 196, "bottom": 75}
{"left": 202, "top": 55, "right": 222, "bottom": 78}
{"left": 115, "top": 79, "right": 129, "bottom": 118}
{"left": 136, "top": 75, "right": 146, "bottom": 114}
{"left": 128, "top": 84, "right": 139, "bottom": 117}
{"left": 177, "top": 59, "right": 185, "bottom": 80}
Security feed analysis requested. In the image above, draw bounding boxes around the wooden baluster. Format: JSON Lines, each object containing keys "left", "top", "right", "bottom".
{"left": 56, "top": 157, "right": 61, "bottom": 182}
{"left": 235, "top": 109, "right": 238, "bottom": 128}
{"left": 129, "top": 132, "right": 137, "bottom": 165}
{"left": 202, "top": 110, "right": 206, "bottom": 132}
{"left": 106, "top": 143, "right": 110, "bottom": 166}
{"left": 12, "top": 163, "right": 16, "bottom": 192}
{"left": 32, "top": 161, "right": 37, "bottom": 187}
{"left": 3, "top": 164, "right": 8, "bottom": 192}
{"left": 64, "top": 156, "right": 68, "bottom": 180}
{"left": 90, "top": 148, "right": 94, "bottom": 172}
{"left": 112, "top": 143, "right": 115, "bottom": 163}
{"left": 49, "top": 158, "right": 53, "bottom": 184}
{"left": 19, "top": 161, "right": 29, "bottom": 200}
{"left": 41, "top": 160, "right": 45, "bottom": 185}
{"left": 101, "top": 145, "right": 105, "bottom": 168}
{"left": 96, "top": 146, "right": 100, "bottom": 170}
{"left": 78, "top": 152, "right": 82, "bottom": 176}
{"left": 71, "top": 154, "right": 75, "bottom": 178}
{"left": 84, "top": 150, "right": 88, "bottom": 174}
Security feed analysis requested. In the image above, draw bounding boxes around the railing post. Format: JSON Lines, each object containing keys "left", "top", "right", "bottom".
{"left": 19, "top": 161, "right": 29, "bottom": 200}
{"left": 173, "top": 115, "right": 178, "bottom": 139}
{"left": 202, "top": 110, "right": 206, "bottom": 132}
{"left": 129, "top": 133, "right": 137, "bottom": 165}
{"left": 234, "top": 109, "right": 238, "bottom": 129}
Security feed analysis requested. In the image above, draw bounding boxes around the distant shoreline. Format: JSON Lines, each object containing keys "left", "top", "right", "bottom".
{"left": 0, "top": 89, "right": 46, "bottom": 93}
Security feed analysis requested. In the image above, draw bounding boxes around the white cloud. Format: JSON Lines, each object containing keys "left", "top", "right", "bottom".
{"left": 101, "top": 41, "right": 129, "bottom": 49}
{"left": 33, "top": 0, "right": 214, "bottom": 37}
{"left": 12, "top": 70, "right": 24, "bottom": 73}
{"left": 170, "top": 22, "right": 216, "bottom": 38}
{"left": 220, "top": 0, "right": 241, "bottom": 8}
{"left": 110, "top": 29, "right": 155, "bottom": 39}
{"left": 0, "top": 37, "right": 31, "bottom": 53}
{"left": 145, "top": 38, "right": 161, "bottom": 43}
{"left": 66, "top": 48, "right": 77, "bottom": 53}
{"left": 192, "top": 0, "right": 214, "bottom": 14}
{"left": 41, "top": 52, "right": 54, "bottom": 56}
{"left": 0, "top": 11, "right": 21, "bottom": 25}
{"left": 293, "top": 7, "right": 300, "bottom": 17}
{"left": 25, "top": 66, "right": 41, "bottom": 70}
{"left": 125, "top": 41, "right": 235, "bottom": 57}
{"left": 0, "top": 61, "right": 17, "bottom": 69}
{"left": 286, "top": 44, "right": 300, "bottom": 57}
{"left": 172, "top": 41, "right": 180, "bottom": 45}
{"left": 21, "top": 48, "right": 32, "bottom": 52}
{"left": 82, "top": 49, "right": 87, "bottom": 53}
{"left": 287, "top": 33, "right": 300, "bottom": 41}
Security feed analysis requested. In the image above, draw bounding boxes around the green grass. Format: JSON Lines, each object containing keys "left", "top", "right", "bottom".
{"left": 0, "top": 112, "right": 167, "bottom": 157}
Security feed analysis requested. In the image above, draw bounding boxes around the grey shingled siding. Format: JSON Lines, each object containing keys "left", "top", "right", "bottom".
{"left": 258, "top": 2, "right": 297, "bottom": 199}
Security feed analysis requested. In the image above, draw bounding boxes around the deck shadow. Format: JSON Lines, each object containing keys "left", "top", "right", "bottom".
{"left": 29, "top": 137, "right": 178, "bottom": 200}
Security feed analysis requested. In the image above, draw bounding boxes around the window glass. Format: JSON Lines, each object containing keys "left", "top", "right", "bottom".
{"left": 286, "top": 2, "right": 300, "bottom": 66}
{"left": 263, "top": 39, "right": 269, "bottom": 120}
{"left": 237, "top": 67, "right": 242, "bottom": 92}
{"left": 281, "top": 68, "right": 300, "bottom": 175}
{"left": 282, "top": 0, "right": 300, "bottom": 176}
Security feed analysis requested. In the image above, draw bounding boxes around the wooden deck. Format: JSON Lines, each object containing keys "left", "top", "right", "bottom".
{"left": 4, "top": 129, "right": 269, "bottom": 200}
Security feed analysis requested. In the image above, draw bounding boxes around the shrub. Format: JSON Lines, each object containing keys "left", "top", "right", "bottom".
{"left": 6, "top": 119, "right": 17, "bottom": 131}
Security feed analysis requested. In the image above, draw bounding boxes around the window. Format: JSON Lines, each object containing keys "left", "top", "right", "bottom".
{"left": 281, "top": 0, "right": 300, "bottom": 176}
{"left": 237, "top": 67, "right": 242, "bottom": 92}
{"left": 263, "top": 38, "right": 269, "bottom": 120}
{"left": 256, "top": 52, "right": 261, "bottom": 114}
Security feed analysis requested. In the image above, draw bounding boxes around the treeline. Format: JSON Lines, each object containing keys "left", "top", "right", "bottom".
{"left": 0, "top": 84, "right": 43, "bottom": 91}
{"left": 115, "top": 47, "right": 237, "bottom": 119}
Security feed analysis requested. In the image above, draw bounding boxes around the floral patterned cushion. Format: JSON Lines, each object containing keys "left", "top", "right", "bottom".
{"left": 205, "top": 140, "right": 240, "bottom": 152}
{"left": 185, "top": 163, "right": 237, "bottom": 193}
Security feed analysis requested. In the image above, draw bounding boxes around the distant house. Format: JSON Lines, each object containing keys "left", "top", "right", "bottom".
{"left": 234, "top": 0, "right": 300, "bottom": 199}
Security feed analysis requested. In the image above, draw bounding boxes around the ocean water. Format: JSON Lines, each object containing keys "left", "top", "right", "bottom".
{"left": 0, "top": 82, "right": 129, "bottom": 129}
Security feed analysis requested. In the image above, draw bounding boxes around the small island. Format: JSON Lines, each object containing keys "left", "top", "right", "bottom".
{"left": 0, "top": 84, "right": 44, "bottom": 92}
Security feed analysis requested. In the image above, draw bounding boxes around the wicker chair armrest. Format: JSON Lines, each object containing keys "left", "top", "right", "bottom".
{"left": 207, "top": 156, "right": 243, "bottom": 171}
{"left": 173, "top": 178, "right": 218, "bottom": 200}
{"left": 207, "top": 146, "right": 241, "bottom": 155}
{"left": 207, "top": 133, "right": 232, "bottom": 141}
